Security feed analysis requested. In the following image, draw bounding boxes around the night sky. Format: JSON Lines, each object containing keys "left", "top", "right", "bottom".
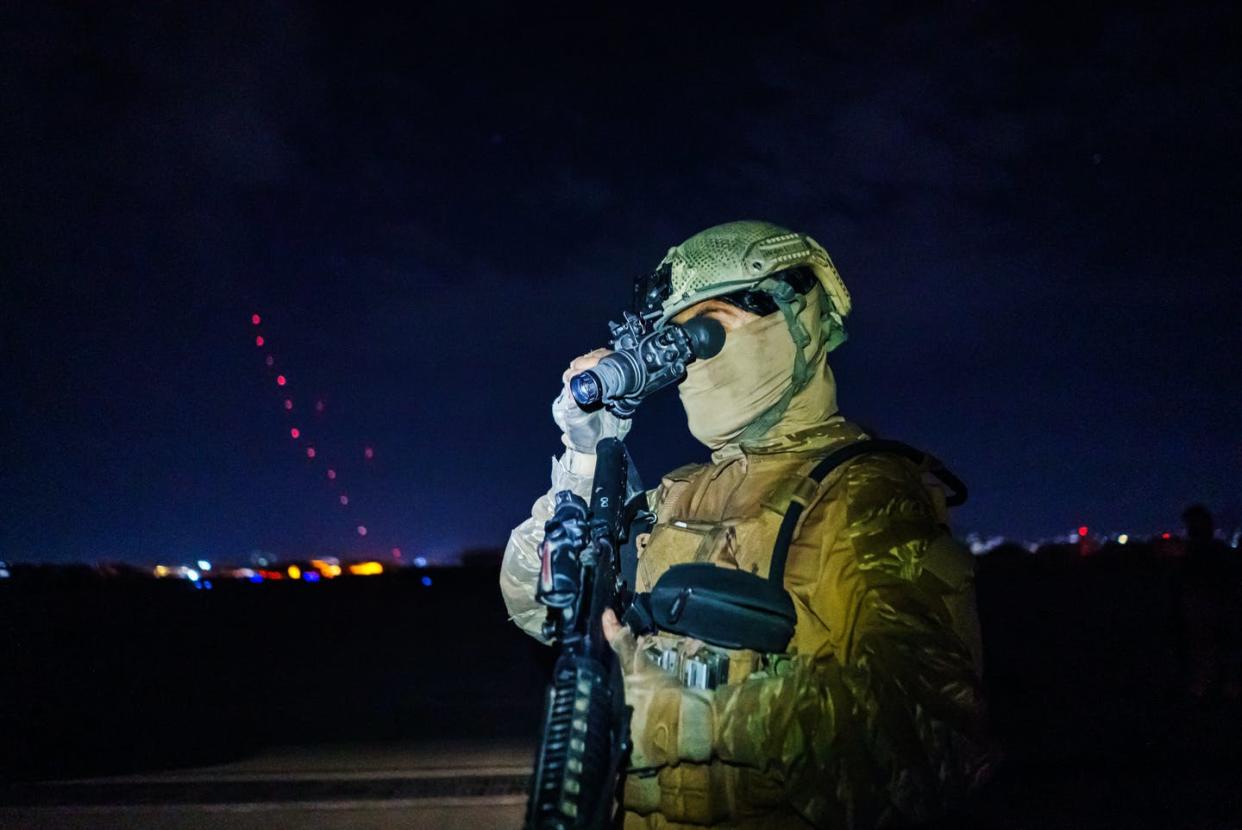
{"left": 3, "top": 2, "right": 1240, "bottom": 565}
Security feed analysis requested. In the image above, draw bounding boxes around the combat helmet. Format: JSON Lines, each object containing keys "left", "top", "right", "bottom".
{"left": 636, "top": 221, "right": 852, "bottom": 348}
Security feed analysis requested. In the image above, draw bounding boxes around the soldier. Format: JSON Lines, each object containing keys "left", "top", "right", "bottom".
{"left": 501, "top": 221, "right": 990, "bottom": 828}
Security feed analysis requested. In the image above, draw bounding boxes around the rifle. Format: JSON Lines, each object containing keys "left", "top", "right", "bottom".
{"left": 525, "top": 437, "right": 632, "bottom": 829}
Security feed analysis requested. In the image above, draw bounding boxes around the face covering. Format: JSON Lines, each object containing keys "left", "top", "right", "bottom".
{"left": 677, "top": 286, "right": 839, "bottom": 452}
{"left": 678, "top": 310, "right": 797, "bottom": 450}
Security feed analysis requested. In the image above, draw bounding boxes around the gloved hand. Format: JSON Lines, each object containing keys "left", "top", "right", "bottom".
{"left": 552, "top": 349, "right": 632, "bottom": 454}
{"left": 602, "top": 609, "right": 713, "bottom": 769}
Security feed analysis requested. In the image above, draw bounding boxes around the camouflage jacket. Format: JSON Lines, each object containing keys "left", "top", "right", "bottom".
{"left": 501, "top": 419, "right": 990, "bottom": 828}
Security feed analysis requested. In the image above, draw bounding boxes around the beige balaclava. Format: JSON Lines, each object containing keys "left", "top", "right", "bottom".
{"left": 678, "top": 284, "right": 839, "bottom": 452}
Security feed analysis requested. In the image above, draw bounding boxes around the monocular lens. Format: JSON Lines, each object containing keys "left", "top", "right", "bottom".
{"left": 569, "top": 371, "right": 603, "bottom": 407}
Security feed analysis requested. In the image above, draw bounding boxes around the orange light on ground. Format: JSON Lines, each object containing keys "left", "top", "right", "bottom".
{"left": 287, "top": 565, "right": 302, "bottom": 580}
{"left": 349, "top": 561, "right": 383, "bottom": 576}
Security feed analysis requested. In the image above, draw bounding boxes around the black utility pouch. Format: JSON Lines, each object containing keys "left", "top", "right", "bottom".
{"left": 648, "top": 563, "right": 796, "bottom": 653}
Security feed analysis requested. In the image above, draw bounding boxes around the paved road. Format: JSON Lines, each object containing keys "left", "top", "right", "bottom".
{"left": 0, "top": 740, "right": 534, "bottom": 830}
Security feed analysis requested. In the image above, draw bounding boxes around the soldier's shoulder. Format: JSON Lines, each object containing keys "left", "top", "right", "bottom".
{"left": 660, "top": 460, "right": 710, "bottom": 485}
{"left": 831, "top": 451, "right": 937, "bottom": 523}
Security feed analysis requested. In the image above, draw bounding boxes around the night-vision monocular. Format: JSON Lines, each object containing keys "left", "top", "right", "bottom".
{"left": 569, "top": 312, "right": 725, "bottom": 417}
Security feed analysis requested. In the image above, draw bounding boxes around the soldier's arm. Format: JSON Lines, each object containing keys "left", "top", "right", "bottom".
{"left": 500, "top": 447, "right": 656, "bottom": 641}
{"left": 709, "top": 456, "right": 989, "bottom": 826}
{"left": 499, "top": 449, "right": 598, "bottom": 641}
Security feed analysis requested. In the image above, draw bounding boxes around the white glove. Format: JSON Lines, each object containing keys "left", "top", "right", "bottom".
{"left": 552, "top": 349, "right": 632, "bottom": 454}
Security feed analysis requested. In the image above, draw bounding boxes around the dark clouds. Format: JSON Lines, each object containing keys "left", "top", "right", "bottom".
{"left": 2, "top": 1, "right": 1240, "bottom": 563}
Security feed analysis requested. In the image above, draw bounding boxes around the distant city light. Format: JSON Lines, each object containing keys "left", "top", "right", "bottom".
{"left": 357, "top": 525, "right": 368, "bottom": 536}
{"left": 202, "top": 580, "right": 213, "bottom": 590}
{"left": 364, "top": 447, "right": 374, "bottom": 459}
{"left": 421, "top": 576, "right": 432, "bottom": 587}
{"left": 197, "top": 560, "right": 211, "bottom": 571}
{"left": 311, "top": 558, "right": 342, "bottom": 578}
{"left": 249, "top": 573, "right": 264, "bottom": 583}
{"left": 185, "top": 568, "right": 200, "bottom": 581}
{"left": 304, "top": 571, "right": 321, "bottom": 582}
{"left": 349, "top": 561, "right": 383, "bottom": 576}
{"left": 276, "top": 374, "right": 287, "bottom": 386}
{"left": 251, "top": 313, "right": 261, "bottom": 325}
{"left": 1118, "top": 534, "right": 1129, "bottom": 545}
{"left": 414, "top": 556, "right": 427, "bottom": 568}
{"left": 290, "top": 427, "right": 301, "bottom": 439}
{"left": 255, "top": 335, "right": 264, "bottom": 347}
{"left": 1069, "top": 533, "right": 1080, "bottom": 543}
{"left": 287, "top": 565, "right": 302, "bottom": 580}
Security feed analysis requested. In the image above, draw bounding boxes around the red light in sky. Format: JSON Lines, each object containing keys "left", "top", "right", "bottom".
{"left": 357, "top": 525, "right": 368, "bottom": 536}
{"left": 392, "top": 547, "right": 402, "bottom": 559}
{"left": 276, "top": 375, "right": 287, "bottom": 386}
{"left": 306, "top": 447, "right": 316, "bottom": 458}
{"left": 1078, "top": 526, "right": 1089, "bottom": 537}
{"left": 339, "top": 494, "right": 349, "bottom": 505}
{"left": 290, "top": 427, "right": 300, "bottom": 439}
{"left": 364, "top": 447, "right": 374, "bottom": 459}
{"left": 284, "top": 399, "right": 293, "bottom": 410}
{"left": 251, "top": 314, "right": 261, "bottom": 325}
{"left": 255, "top": 335, "right": 264, "bottom": 347}
{"left": 315, "top": 399, "right": 325, "bottom": 412}
{"left": 1162, "top": 532, "right": 1171, "bottom": 539}
{"left": 327, "top": 469, "right": 336, "bottom": 480}
{"left": 265, "top": 355, "right": 275, "bottom": 367}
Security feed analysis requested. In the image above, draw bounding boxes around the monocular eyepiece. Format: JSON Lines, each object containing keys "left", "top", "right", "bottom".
{"left": 569, "top": 371, "right": 603, "bottom": 407}
{"left": 680, "top": 317, "right": 726, "bottom": 359}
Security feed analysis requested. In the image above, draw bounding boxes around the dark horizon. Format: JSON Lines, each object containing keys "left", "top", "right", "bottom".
{"left": 4, "top": 2, "right": 1240, "bottom": 565}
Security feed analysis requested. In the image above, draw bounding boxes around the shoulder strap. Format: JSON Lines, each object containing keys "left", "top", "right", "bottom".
{"left": 767, "top": 439, "right": 967, "bottom": 585}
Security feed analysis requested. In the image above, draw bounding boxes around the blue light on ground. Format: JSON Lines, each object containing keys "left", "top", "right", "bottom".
{"left": 421, "top": 576, "right": 432, "bottom": 587}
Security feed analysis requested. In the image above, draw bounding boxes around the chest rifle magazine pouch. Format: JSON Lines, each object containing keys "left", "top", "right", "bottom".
{"left": 648, "top": 563, "right": 796, "bottom": 653}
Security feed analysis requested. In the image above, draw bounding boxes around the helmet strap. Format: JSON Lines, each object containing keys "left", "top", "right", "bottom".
{"left": 736, "top": 280, "right": 815, "bottom": 444}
